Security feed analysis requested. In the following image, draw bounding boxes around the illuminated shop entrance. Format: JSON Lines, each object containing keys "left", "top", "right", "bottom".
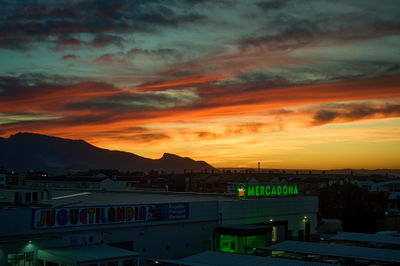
{"left": 215, "top": 225, "right": 271, "bottom": 254}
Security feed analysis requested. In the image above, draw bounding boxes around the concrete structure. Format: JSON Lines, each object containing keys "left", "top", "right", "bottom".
{"left": 0, "top": 189, "right": 317, "bottom": 265}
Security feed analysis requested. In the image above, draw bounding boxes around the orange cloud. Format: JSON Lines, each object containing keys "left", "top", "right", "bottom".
{"left": 0, "top": 82, "right": 119, "bottom": 113}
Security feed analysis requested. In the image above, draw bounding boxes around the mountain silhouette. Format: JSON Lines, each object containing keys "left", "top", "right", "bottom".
{"left": 0, "top": 132, "right": 214, "bottom": 174}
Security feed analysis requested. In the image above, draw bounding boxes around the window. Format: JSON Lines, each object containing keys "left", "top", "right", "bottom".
{"left": 8, "top": 252, "right": 34, "bottom": 266}
{"left": 32, "top": 192, "right": 38, "bottom": 203}
{"left": 272, "top": 226, "right": 278, "bottom": 242}
{"left": 218, "top": 234, "right": 239, "bottom": 253}
{"left": 25, "top": 192, "right": 31, "bottom": 202}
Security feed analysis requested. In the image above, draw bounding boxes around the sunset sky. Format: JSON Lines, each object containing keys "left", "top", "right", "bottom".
{"left": 0, "top": 0, "right": 399, "bottom": 169}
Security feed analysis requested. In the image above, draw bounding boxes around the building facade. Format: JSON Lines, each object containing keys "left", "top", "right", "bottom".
{"left": 0, "top": 189, "right": 317, "bottom": 265}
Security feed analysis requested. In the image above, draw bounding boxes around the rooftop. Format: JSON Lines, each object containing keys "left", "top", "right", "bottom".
{"left": 38, "top": 244, "right": 139, "bottom": 264}
{"left": 42, "top": 189, "right": 237, "bottom": 207}
{"left": 329, "top": 232, "right": 400, "bottom": 246}
{"left": 0, "top": 187, "right": 314, "bottom": 208}
{"left": 149, "top": 251, "right": 333, "bottom": 266}
{"left": 260, "top": 240, "right": 400, "bottom": 263}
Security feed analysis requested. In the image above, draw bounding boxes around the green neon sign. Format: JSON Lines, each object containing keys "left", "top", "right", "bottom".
{"left": 236, "top": 183, "right": 299, "bottom": 199}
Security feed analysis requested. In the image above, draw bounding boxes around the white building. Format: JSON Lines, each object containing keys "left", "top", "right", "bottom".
{"left": 0, "top": 189, "right": 318, "bottom": 265}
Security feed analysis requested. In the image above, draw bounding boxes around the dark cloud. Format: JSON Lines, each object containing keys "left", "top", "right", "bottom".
{"left": 93, "top": 53, "right": 128, "bottom": 66}
{"left": 230, "top": 72, "right": 292, "bottom": 90}
{"left": 80, "top": 128, "right": 171, "bottom": 143}
{"left": 121, "top": 133, "right": 170, "bottom": 143}
{"left": 347, "top": 104, "right": 400, "bottom": 120}
{"left": 311, "top": 104, "right": 400, "bottom": 126}
{"left": 0, "top": 73, "right": 91, "bottom": 96}
{"left": 386, "top": 65, "right": 400, "bottom": 73}
{"left": 196, "top": 122, "right": 283, "bottom": 140}
{"left": 268, "top": 109, "right": 294, "bottom": 115}
{"left": 240, "top": 18, "right": 318, "bottom": 50}
{"left": 226, "top": 122, "right": 265, "bottom": 135}
{"left": 92, "top": 47, "right": 182, "bottom": 66}
{"left": 257, "top": 0, "right": 290, "bottom": 11}
{"left": 240, "top": 8, "right": 400, "bottom": 51}
{"left": 127, "top": 48, "right": 180, "bottom": 58}
{"left": 62, "top": 88, "right": 198, "bottom": 112}
{"left": 53, "top": 36, "right": 84, "bottom": 49}
{"left": 197, "top": 131, "right": 222, "bottom": 139}
{"left": 0, "top": 0, "right": 205, "bottom": 50}
{"left": 53, "top": 34, "right": 126, "bottom": 50}
{"left": 312, "top": 110, "right": 339, "bottom": 125}
{"left": 59, "top": 54, "right": 80, "bottom": 61}
{"left": 0, "top": 74, "right": 57, "bottom": 95}
{"left": 90, "top": 34, "right": 125, "bottom": 48}
{"left": 93, "top": 127, "right": 152, "bottom": 136}
{"left": 91, "top": 47, "right": 181, "bottom": 66}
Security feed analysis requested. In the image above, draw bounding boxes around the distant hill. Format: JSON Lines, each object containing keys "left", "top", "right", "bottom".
{"left": 0, "top": 133, "right": 214, "bottom": 174}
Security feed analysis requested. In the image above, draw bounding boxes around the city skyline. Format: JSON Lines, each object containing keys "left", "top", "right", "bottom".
{"left": 0, "top": 0, "right": 399, "bottom": 169}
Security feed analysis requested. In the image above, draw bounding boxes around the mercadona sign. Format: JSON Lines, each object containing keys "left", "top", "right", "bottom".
{"left": 237, "top": 183, "right": 299, "bottom": 199}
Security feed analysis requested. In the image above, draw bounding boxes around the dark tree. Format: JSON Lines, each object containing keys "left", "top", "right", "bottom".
{"left": 318, "top": 182, "right": 388, "bottom": 233}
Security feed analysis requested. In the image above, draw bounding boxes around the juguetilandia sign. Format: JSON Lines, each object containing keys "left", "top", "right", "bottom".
{"left": 237, "top": 183, "right": 299, "bottom": 199}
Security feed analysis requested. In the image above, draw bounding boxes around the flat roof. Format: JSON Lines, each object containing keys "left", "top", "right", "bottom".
{"left": 38, "top": 245, "right": 139, "bottom": 264}
{"left": 150, "top": 251, "right": 333, "bottom": 266}
{"left": 330, "top": 232, "right": 400, "bottom": 246}
{"left": 44, "top": 189, "right": 235, "bottom": 206}
{"left": 44, "top": 189, "right": 312, "bottom": 207}
{"left": 261, "top": 240, "right": 400, "bottom": 263}
{"left": 0, "top": 188, "right": 314, "bottom": 207}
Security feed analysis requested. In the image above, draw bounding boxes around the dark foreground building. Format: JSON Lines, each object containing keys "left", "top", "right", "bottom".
{"left": 0, "top": 188, "right": 317, "bottom": 265}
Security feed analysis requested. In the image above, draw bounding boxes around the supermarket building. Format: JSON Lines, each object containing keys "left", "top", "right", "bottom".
{"left": 0, "top": 187, "right": 317, "bottom": 265}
